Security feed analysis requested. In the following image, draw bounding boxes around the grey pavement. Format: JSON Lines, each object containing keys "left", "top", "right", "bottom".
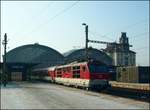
{"left": 1, "top": 81, "right": 149, "bottom": 109}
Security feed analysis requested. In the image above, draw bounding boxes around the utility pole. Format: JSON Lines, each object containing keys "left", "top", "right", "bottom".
{"left": 0, "top": 33, "right": 1, "bottom": 63}
{"left": 2, "top": 33, "right": 8, "bottom": 86}
{"left": 82, "top": 23, "right": 89, "bottom": 61}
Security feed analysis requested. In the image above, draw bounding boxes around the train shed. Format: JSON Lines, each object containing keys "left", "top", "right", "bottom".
{"left": 5, "top": 43, "right": 64, "bottom": 81}
{"left": 63, "top": 47, "right": 112, "bottom": 66}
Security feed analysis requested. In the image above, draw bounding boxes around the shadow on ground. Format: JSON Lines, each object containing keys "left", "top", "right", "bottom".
{"left": 0, "top": 82, "right": 22, "bottom": 89}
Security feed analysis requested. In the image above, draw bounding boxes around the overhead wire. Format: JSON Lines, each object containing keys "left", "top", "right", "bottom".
{"left": 130, "top": 32, "right": 149, "bottom": 39}
{"left": 88, "top": 19, "right": 148, "bottom": 42}
{"left": 88, "top": 30, "right": 114, "bottom": 41}
{"left": 7, "top": 1, "right": 147, "bottom": 42}
{"left": 111, "top": 19, "right": 147, "bottom": 37}
{"left": 1, "top": 1, "right": 79, "bottom": 61}
{"left": 132, "top": 46, "right": 149, "bottom": 52}
{"left": 88, "top": 30, "right": 149, "bottom": 46}
{"left": 11, "top": 2, "right": 54, "bottom": 38}
{"left": 129, "top": 32, "right": 149, "bottom": 44}
{"left": 1, "top": 2, "right": 53, "bottom": 62}
{"left": 22, "top": 0, "right": 80, "bottom": 37}
{"left": 129, "top": 32, "right": 149, "bottom": 46}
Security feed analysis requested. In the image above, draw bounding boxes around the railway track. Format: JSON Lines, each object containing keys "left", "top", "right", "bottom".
{"left": 56, "top": 81, "right": 150, "bottom": 102}
{"left": 53, "top": 81, "right": 150, "bottom": 102}
{"left": 100, "top": 87, "right": 150, "bottom": 102}
{"left": 99, "top": 81, "right": 150, "bottom": 102}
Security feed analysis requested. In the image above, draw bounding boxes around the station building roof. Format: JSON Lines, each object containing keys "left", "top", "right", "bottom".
{"left": 6, "top": 43, "right": 64, "bottom": 65}
{"left": 63, "top": 47, "right": 112, "bottom": 65}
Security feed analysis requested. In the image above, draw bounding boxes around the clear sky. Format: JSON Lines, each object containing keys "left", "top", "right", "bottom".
{"left": 1, "top": 1, "right": 149, "bottom": 66}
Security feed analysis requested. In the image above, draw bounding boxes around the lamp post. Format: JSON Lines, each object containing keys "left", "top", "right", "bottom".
{"left": 82, "top": 23, "right": 89, "bottom": 61}
{"left": 2, "top": 33, "right": 8, "bottom": 86}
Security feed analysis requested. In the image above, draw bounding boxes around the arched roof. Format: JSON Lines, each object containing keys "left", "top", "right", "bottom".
{"left": 6, "top": 43, "right": 64, "bottom": 65}
{"left": 63, "top": 47, "right": 112, "bottom": 65}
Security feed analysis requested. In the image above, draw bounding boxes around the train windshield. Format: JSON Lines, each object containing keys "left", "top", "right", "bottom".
{"left": 89, "top": 64, "right": 108, "bottom": 73}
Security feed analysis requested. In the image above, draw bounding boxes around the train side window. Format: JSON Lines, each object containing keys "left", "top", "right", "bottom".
{"left": 63, "top": 68, "right": 66, "bottom": 73}
{"left": 72, "top": 66, "right": 80, "bottom": 78}
{"left": 56, "top": 68, "right": 62, "bottom": 77}
{"left": 82, "top": 66, "right": 86, "bottom": 72}
{"left": 66, "top": 67, "right": 71, "bottom": 72}
{"left": 73, "top": 66, "right": 80, "bottom": 70}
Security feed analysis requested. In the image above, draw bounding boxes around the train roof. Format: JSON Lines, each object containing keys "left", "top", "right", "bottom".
{"left": 33, "top": 60, "right": 107, "bottom": 71}
{"left": 33, "top": 66, "right": 57, "bottom": 71}
{"left": 33, "top": 62, "right": 87, "bottom": 71}
{"left": 56, "top": 61, "right": 88, "bottom": 68}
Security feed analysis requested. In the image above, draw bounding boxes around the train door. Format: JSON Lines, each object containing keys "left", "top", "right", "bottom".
{"left": 50, "top": 71, "right": 55, "bottom": 81}
{"left": 11, "top": 72, "right": 22, "bottom": 81}
{"left": 81, "top": 65, "right": 87, "bottom": 79}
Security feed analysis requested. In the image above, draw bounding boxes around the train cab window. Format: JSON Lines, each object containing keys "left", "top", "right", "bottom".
{"left": 89, "top": 64, "right": 108, "bottom": 73}
{"left": 72, "top": 66, "right": 80, "bottom": 78}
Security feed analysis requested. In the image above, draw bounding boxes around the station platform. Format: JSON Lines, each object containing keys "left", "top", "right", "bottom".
{"left": 109, "top": 81, "right": 150, "bottom": 91}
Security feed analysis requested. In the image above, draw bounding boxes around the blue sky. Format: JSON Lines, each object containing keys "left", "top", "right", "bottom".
{"left": 1, "top": 1, "right": 149, "bottom": 66}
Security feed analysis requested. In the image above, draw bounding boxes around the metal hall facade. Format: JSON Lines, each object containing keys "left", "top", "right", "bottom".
{"left": 4, "top": 43, "right": 64, "bottom": 81}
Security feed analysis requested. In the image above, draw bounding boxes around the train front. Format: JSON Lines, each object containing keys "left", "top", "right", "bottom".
{"left": 87, "top": 62, "right": 111, "bottom": 90}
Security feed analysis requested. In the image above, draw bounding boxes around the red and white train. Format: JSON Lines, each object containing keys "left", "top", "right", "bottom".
{"left": 31, "top": 61, "right": 111, "bottom": 90}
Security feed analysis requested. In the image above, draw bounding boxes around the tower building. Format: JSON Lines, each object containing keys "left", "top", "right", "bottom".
{"left": 103, "top": 32, "right": 136, "bottom": 66}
